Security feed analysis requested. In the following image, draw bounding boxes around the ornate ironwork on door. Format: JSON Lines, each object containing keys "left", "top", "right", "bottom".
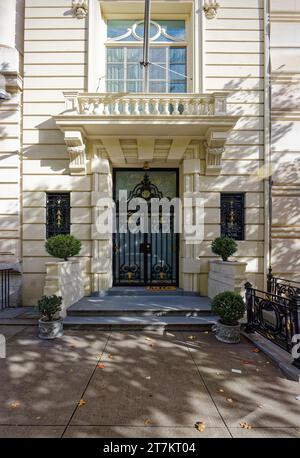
{"left": 221, "top": 193, "right": 245, "bottom": 240}
{"left": 113, "top": 169, "right": 179, "bottom": 286}
{"left": 46, "top": 193, "right": 71, "bottom": 238}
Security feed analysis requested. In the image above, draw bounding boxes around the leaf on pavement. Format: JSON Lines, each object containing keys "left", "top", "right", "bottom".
{"left": 195, "top": 421, "right": 206, "bottom": 432}
{"left": 252, "top": 348, "right": 260, "bottom": 353}
{"left": 10, "top": 401, "right": 20, "bottom": 409}
{"left": 97, "top": 363, "right": 105, "bottom": 369}
{"left": 188, "top": 335, "right": 197, "bottom": 340}
{"left": 108, "top": 354, "right": 113, "bottom": 360}
{"left": 78, "top": 399, "right": 86, "bottom": 407}
{"left": 240, "top": 422, "right": 252, "bottom": 430}
{"left": 144, "top": 418, "right": 151, "bottom": 426}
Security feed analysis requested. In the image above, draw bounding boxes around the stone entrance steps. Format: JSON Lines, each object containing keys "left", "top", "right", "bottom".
{"left": 64, "top": 294, "right": 216, "bottom": 330}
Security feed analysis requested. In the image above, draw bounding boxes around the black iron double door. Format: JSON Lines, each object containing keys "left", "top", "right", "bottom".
{"left": 113, "top": 169, "right": 179, "bottom": 286}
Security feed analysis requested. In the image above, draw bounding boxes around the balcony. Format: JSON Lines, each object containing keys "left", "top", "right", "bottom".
{"left": 56, "top": 91, "right": 238, "bottom": 135}
{"left": 54, "top": 91, "right": 239, "bottom": 174}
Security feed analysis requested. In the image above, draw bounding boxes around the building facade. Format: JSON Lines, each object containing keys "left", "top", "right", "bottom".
{"left": 0, "top": 0, "right": 299, "bottom": 306}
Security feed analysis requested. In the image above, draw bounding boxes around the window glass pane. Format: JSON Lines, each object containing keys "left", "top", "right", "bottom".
{"left": 149, "top": 82, "right": 166, "bottom": 93}
{"left": 149, "top": 47, "right": 166, "bottom": 63}
{"left": 149, "top": 64, "right": 165, "bottom": 80}
{"left": 107, "top": 81, "right": 124, "bottom": 92}
{"left": 169, "top": 81, "right": 186, "bottom": 93}
{"left": 170, "top": 47, "right": 186, "bottom": 64}
{"left": 107, "top": 20, "right": 134, "bottom": 39}
{"left": 169, "top": 64, "right": 186, "bottom": 80}
{"left": 127, "top": 81, "right": 143, "bottom": 92}
{"left": 107, "top": 47, "right": 124, "bottom": 63}
{"left": 107, "top": 64, "right": 124, "bottom": 80}
{"left": 158, "top": 20, "right": 185, "bottom": 41}
{"left": 127, "top": 63, "right": 143, "bottom": 80}
{"left": 127, "top": 47, "right": 143, "bottom": 62}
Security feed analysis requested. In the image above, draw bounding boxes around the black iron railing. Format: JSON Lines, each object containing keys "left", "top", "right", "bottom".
{"left": 0, "top": 268, "right": 11, "bottom": 310}
{"left": 245, "top": 281, "right": 300, "bottom": 369}
{"left": 267, "top": 266, "right": 300, "bottom": 298}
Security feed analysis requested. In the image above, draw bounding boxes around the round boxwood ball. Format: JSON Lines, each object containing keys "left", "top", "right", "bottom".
{"left": 45, "top": 234, "right": 81, "bottom": 261}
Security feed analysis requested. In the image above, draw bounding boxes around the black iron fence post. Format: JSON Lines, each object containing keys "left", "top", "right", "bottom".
{"left": 244, "top": 281, "right": 254, "bottom": 333}
{"left": 0, "top": 269, "right": 10, "bottom": 310}
{"left": 291, "top": 294, "right": 300, "bottom": 369}
{"left": 267, "top": 266, "right": 273, "bottom": 294}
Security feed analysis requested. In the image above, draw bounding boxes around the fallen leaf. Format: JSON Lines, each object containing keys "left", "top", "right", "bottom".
{"left": 144, "top": 418, "right": 151, "bottom": 426}
{"left": 257, "top": 405, "right": 263, "bottom": 409}
{"left": 240, "top": 422, "right": 252, "bottom": 430}
{"left": 218, "top": 389, "right": 224, "bottom": 393}
{"left": 195, "top": 421, "right": 206, "bottom": 432}
{"left": 108, "top": 354, "right": 113, "bottom": 360}
{"left": 145, "top": 337, "right": 152, "bottom": 342}
{"left": 145, "top": 376, "right": 151, "bottom": 380}
{"left": 188, "top": 335, "right": 197, "bottom": 340}
{"left": 242, "top": 360, "right": 253, "bottom": 365}
{"left": 36, "top": 416, "right": 41, "bottom": 420}
{"left": 97, "top": 363, "right": 105, "bottom": 369}
{"left": 226, "top": 398, "right": 234, "bottom": 403}
{"left": 252, "top": 348, "right": 260, "bottom": 353}
{"left": 78, "top": 399, "right": 86, "bottom": 407}
{"left": 10, "top": 401, "right": 20, "bottom": 409}
{"left": 204, "top": 331, "right": 209, "bottom": 335}
{"left": 255, "top": 368, "right": 260, "bottom": 372}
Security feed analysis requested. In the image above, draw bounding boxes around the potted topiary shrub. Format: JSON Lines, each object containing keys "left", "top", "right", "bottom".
{"left": 211, "top": 291, "right": 246, "bottom": 343}
{"left": 45, "top": 234, "right": 81, "bottom": 261}
{"left": 211, "top": 236, "right": 237, "bottom": 262}
{"left": 38, "top": 295, "right": 63, "bottom": 339}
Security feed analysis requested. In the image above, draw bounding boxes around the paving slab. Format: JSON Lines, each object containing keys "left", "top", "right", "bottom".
{"left": 64, "top": 426, "right": 231, "bottom": 438}
{"left": 187, "top": 336, "right": 300, "bottom": 428}
{"left": 0, "top": 325, "right": 27, "bottom": 341}
{"left": 0, "top": 426, "right": 65, "bottom": 438}
{"left": 229, "top": 427, "right": 300, "bottom": 438}
{"left": 70, "top": 331, "right": 224, "bottom": 428}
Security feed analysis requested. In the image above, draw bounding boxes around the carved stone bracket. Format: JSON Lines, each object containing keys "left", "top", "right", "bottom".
{"left": 72, "top": 0, "right": 88, "bottom": 19}
{"left": 64, "top": 131, "right": 87, "bottom": 175}
{"left": 203, "top": 1, "right": 220, "bottom": 20}
{"left": 204, "top": 129, "right": 229, "bottom": 175}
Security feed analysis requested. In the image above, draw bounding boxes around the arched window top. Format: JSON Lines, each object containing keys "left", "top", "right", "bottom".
{"left": 107, "top": 19, "right": 186, "bottom": 43}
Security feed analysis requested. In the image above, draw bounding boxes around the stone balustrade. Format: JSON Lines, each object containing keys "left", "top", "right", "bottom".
{"left": 63, "top": 92, "right": 228, "bottom": 117}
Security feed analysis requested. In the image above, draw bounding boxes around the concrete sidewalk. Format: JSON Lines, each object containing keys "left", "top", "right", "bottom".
{"left": 0, "top": 326, "right": 299, "bottom": 438}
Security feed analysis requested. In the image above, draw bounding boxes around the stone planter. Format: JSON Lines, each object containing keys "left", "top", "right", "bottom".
{"left": 38, "top": 318, "right": 63, "bottom": 340}
{"left": 43, "top": 260, "right": 85, "bottom": 318}
{"left": 215, "top": 320, "right": 241, "bottom": 344}
{"left": 208, "top": 260, "right": 247, "bottom": 299}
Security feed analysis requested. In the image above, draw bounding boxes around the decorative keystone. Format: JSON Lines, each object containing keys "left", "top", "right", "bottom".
{"left": 203, "top": 1, "right": 220, "bottom": 19}
{"left": 72, "top": 0, "right": 88, "bottom": 19}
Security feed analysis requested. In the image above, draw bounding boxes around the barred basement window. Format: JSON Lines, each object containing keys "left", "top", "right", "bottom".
{"left": 46, "top": 193, "right": 71, "bottom": 238}
{"left": 221, "top": 194, "right": 245, "bottom": 241}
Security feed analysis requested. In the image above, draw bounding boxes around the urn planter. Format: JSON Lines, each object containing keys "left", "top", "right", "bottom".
{"left": 215, "top": 320, "right": 241, "bottom": 344}
{"left": 38, "top": 317, "right": 63, "bottom": 340}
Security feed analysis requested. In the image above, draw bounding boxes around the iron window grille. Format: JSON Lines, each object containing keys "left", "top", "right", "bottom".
{"left": 221, "top": 193, "right": 245, "bottom": 240}
{"left": 46, "top": 193, "right": 71, "bottom": 238}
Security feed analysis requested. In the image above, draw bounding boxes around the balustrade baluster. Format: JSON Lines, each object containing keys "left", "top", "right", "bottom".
{"left": 123, "top": 99, "right": 130, "bottom": 115}
{"left": 133, "top": 99, "right": 140, "bottom": 116}
{"left": 162, "top": 99, "right": 170, "bottom": 115}
{"left": 92, "top": 98, "right": 100, "bottom": 115}
{"left": 152, "top": 99, "right": 160, "bottom": 115}
{"left": 172, "top": 98, "right": 179, "bottom": 115}
{"left": 112, "top": 98, "right": 120, "bottom": 115}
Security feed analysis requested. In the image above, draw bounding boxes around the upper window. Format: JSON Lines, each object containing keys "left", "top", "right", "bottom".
{"left": 106, "top": 19, "right": 187, "bottom": 94}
